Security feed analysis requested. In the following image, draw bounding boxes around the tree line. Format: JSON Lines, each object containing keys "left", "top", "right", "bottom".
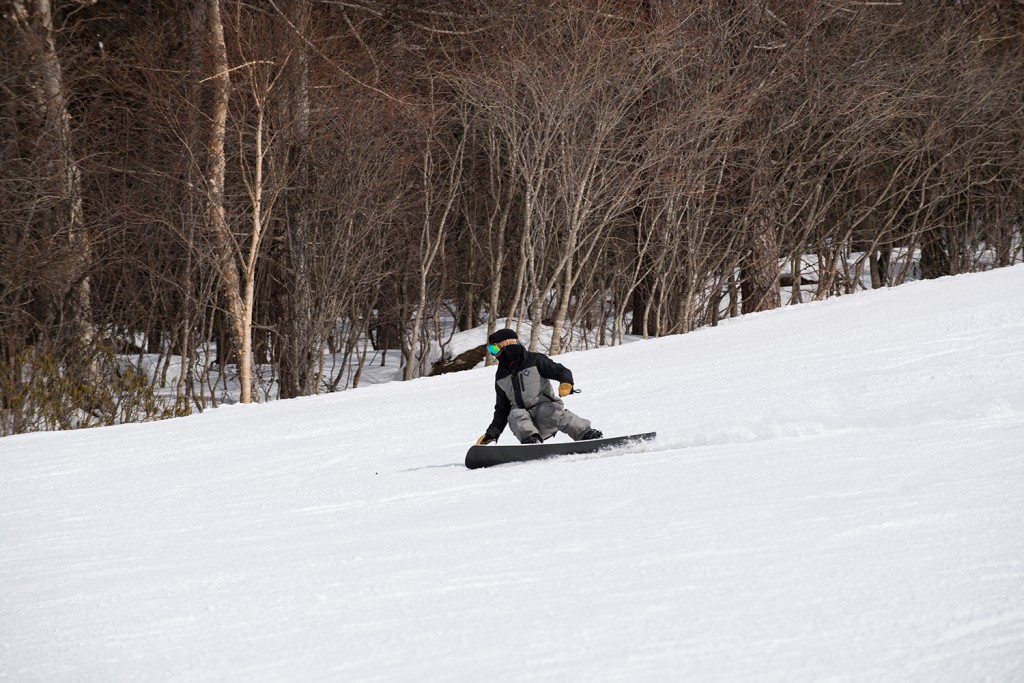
{"left": 2, "top": 0, "right": 1022, "bottom": 434}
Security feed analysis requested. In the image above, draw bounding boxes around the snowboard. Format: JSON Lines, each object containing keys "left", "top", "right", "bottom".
{"left": 465, "top": 432, "right": 657, "bottom": 470}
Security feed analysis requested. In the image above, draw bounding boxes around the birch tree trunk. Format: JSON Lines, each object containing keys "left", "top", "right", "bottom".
{"left": 203, "top": 0, "right": 251, "bottom": 403}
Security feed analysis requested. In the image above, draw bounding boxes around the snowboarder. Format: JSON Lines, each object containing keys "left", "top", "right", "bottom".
{"left": 475, "top": 329, "right": 603, "bottom": 445}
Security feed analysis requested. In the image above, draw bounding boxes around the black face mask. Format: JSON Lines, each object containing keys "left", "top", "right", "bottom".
{"left": 498, "top": 343, "right": 524, "bottom": 368}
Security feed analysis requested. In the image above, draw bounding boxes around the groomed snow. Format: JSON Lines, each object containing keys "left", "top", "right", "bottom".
{"left": 3, "top": 266, "right": 1024, "bottom": 681}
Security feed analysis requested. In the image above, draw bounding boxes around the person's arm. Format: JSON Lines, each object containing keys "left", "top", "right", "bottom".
{"left": 536, "top": 354, "right": 574, "bottom": 385}
{"left": 482, "top": 385, "right": 512, "bottom": 441}
{"left": 536, "top": 354, "right": 576, "bottom": 397}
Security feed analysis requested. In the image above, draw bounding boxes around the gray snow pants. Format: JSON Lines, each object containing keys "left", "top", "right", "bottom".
{"left": 508, "top": 402, "right": 591, "bottom": 443}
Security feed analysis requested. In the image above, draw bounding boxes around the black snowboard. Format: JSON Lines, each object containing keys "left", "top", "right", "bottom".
{"left": 465, "top": 432, "right": 657, "bottom": 470}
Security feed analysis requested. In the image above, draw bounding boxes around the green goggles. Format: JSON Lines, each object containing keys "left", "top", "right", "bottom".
{"left": 486, "top": 343, "right": 501, "bottom": 356}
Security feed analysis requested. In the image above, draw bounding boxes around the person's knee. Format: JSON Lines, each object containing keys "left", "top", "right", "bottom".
{"left": 557, "top": 410, "right": 592, "bottom": 440}
{"left": 508, "top": 409, "right": 538, "bottom": 440}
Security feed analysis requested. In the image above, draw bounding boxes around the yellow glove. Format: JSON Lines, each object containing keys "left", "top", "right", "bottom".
{"left": 558, "top": 382, "right": 573, "bottom": 398}
{"left": 476, "top": 434, "right": 496, "bottom": 445}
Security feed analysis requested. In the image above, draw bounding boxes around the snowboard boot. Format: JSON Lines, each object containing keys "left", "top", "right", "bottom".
{"left": 580, "top": 429, "right": 603, "bottom": 440}
{"left": 523, "top": 434, "right": 543, "bottom": 444}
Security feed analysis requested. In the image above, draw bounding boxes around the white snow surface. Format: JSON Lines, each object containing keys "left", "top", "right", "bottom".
{"left": 3, "top": 267, "right": 1024, "bottom": 682}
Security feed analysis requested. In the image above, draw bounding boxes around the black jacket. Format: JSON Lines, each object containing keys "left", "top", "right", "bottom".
{"left": 485, "top": 344, "right": 574, "bottom": 439}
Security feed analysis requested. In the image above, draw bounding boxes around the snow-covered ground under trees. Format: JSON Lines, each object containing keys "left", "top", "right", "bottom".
{"left": 3, "top": 266, "right": 1024, "bottom": 682}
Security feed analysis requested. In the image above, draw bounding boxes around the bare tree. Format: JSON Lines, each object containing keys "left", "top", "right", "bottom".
{"left": 272, "top": 0, "right": 317, "bottom": 399}
{"left": 7, "top": 0, "right": 93, "bottom": 348}
{"left": 198, "top": 0, "right": 258, "bottom": 402}
{"left": 402, "top": 95, "right": 466, "bottom": 380}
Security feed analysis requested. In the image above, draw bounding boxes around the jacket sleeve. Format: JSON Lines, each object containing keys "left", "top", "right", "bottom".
{"left": 486, "top": 384, "right": 512, "bottom": 438}
{"left": 535, "top": 353, "right": 574, "bottom": 386}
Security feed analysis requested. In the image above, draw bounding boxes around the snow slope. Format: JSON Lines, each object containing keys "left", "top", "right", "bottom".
{"left": 3, "top": 267, "right": 1024, "bottom": 682}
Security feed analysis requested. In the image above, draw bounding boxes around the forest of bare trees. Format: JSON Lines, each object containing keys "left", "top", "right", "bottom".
{"left": 2, "top": 0, "right": 1022, "bottom": 434}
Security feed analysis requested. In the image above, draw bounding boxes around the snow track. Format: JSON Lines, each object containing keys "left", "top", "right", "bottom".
{"left": 3, "top": 267, "right": 1024, "bottom": 681}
